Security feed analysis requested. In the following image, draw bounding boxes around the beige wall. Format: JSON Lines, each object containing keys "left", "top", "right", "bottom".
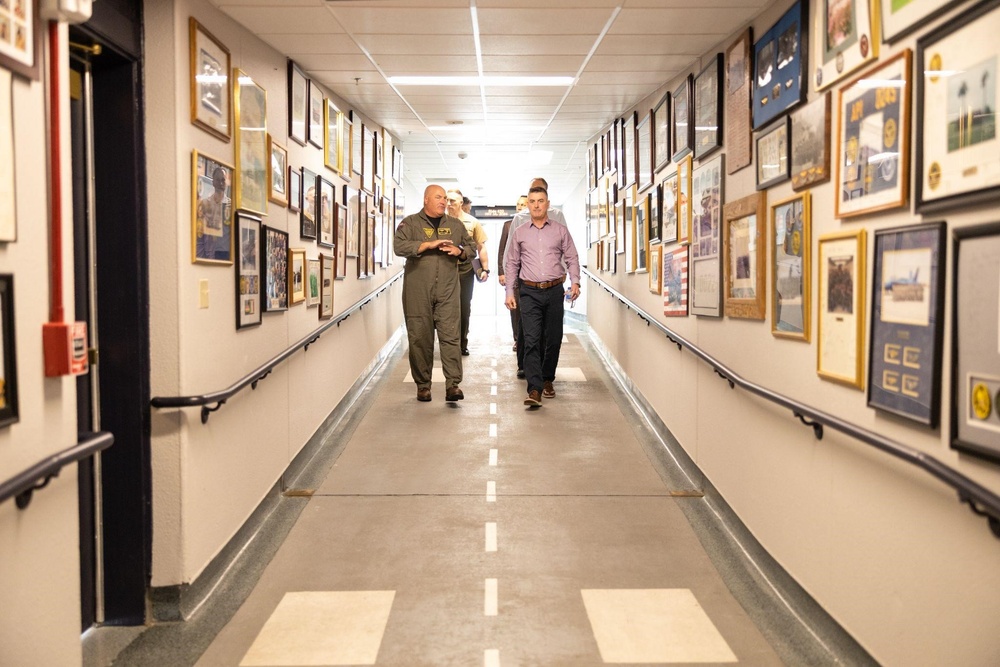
{"left": 586, "top": 1, "right": 1000, "bottom": 664}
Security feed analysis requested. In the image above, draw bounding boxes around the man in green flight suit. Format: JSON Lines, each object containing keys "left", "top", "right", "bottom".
{"left": 394, "top": 184, "right": 477, "bottom": 402}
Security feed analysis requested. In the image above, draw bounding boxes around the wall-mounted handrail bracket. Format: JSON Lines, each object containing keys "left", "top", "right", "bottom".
{"left": 1, "top": 432, "right": 115, "bottom": 510}
{"left": 303, "top": 334, "right": 321, "bottom": 351}
{"left": 15, "top": 472, "right": 58, "bottom": 509}
{"left": 201, "top": 400, "right": 225, "bottom": 424}
{"left": 713, "top": 368, "right": 735, "bottom": 389}
{"left": 794, "top": 412, "right": 824, "bottom": 440}
{"left": 251, "top": 369, "right": 272, "bottom": 390}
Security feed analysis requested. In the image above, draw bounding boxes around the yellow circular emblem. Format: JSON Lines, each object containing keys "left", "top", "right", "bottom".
{"left": 972, "top": 383, "right": 992, "bottom": 420}
{"left": 791, "top": 230, "right": 801, "bottom": 256}
{"left": 884, "top": 118, "right": 897, "bottom": 149}
{"left": 928, "top": 54, "right": 942, "bottom": 84}
{"left": 928, "top": 162, "right": 942, "bottom": 190}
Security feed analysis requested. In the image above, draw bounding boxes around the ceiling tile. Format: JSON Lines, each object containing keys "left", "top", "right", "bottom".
{"left": 220, "top": 6, "right": 345, "bottom": 34}
{"left": 327, "top": 7, "right": 472, "bottom": 34}
{"left": 481, "top": 55, "right": 582, "bottom": 74}
{"left": 477, "top": 7, "right": 616, "bottom": 34}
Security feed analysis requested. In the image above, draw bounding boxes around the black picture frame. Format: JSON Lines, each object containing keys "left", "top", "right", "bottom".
{"left": 287, "top": 60, "right": 308, "bottom": 146}
{"left": 0, "top": 274, "right": 19, "bottom": 428}
{"left": 621, "top": 111, "right": 637, "bottom": 189}
{"left": 752, "top": 0, "right": 808, "bottom": 130}
{"left": 300, "top": 167, "right": 318, "bottom": 240}
{"left": 636, "top": 111, "right": 653, "bottom": 191}
{"left": 235, "top": 213, "right": 263, "bottom": 330}
{"left": 263, "top": 226, "right": 289, "bottom": 312}
{"left": 694, "top": 53, "right": 724, "bottom": 160}
{"left": 308, "top": 80, "right": 324, "bottom": 149}
{"left": 756, "top": 116, "right": 791, "bottom": 190}
{"left": 867, "top": 222, "right": 946, "bottom": 427}
{"left": 652, "top": 92, "right": 671, "bottom": 173}
{"left": 671, "top": 74, "right": 694, "bottom": 162}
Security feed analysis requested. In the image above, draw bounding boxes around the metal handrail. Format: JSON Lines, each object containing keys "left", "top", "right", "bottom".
{"left": 583, "top": 268, "right": 1000, "bottom": 539}
{"left": 0, "top": 431, "right": 115, "bottom": 510}
{"left": 151, "top": 272, "right": 403, "bottom": 423}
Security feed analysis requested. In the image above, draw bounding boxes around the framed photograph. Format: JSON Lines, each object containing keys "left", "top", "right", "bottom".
{"left": 676, "top": 155, "right": 693, "bottom": 245}
{"left": 694, "top": 53, "right": 724, "bottom": 159}
{"left": 723, "top": 192, "right": 767, "bottom": 320}
{"left": 653, "top": 92, "right": 671, "bottom": 172}
{"left": 306, "top": 258, "right": 321, "bottom": 307}
{"left": 345, "top": 186, "right": 360, "bottom": 257}
{"left": 235, "top": 213, "right": 262, "bottom": 329}
{"left": 351, "top": 111, "right": 363, "bottom": 177}
{"left": 361, "top": 124, "right": 375, "bottom": 195}
{"left": 661, "top": 172, "right": 679, "bottom": 244}
{"left": 319, "top": 253, "right": 334, "bottom": 319}
{"left": 357, "top": 192, "right": 369, "bottom": 273}
{"left": 671, "top": 75, "right": 694, "bottom": 161}
{"left": 287, "top": 60, "right": 307, "bottom": 146}
{"left": 374, "top": 129, "right": 384, "bottom": 181}
{"left": 868, "top": 222, "right": 945, "bottom": 426}
{"left": 267, "top": 137, "right": 288, "bottom": 207}
{"left": 649, "top": 244, "right": 663, "bottom": 294}
{"left": 818, "top": 229, "right": 867, "bottom": 388}
{"left": 392, "top": 145, "right": 402, "bottom": 185}
{"left": 812, "top": 0, "right": 877, "bottom": 92}
{"left": 288, "top": 167, "right": 301, "bottom": 213}
{"left": 0, "top": 73, "right": 13, "bottom": 242}
{"left": 300, "top": 167, "right": 317, "bottom": 240}
{"left": 308, "top": 81, "right": 323, "bottom": 149}
{"left": 341, "top": 113, "right": 354, "bottom": 181}
{"left": 753, "top": 0, "right": 808, "bottom": 129}
{"left": 951, "top": 222, "right": 1000, "bottom": 462}
{"left": 288, "top": 248, "right": 306, "bottom": 305}
{"left": 770, "top": 192, "right": 811, "bottom": 340}
{"left": 318, "top": 177, "right": 335, "bottom": 248}
{"left": 634, "top": 191, "right": 648, "bottom": 273}
{"left": 233, "top": 70, "right": 268, "bottom": 215}
{"left": 636, "top": 111, "right": 653, "bottom": 191}
{"left": 189, "top": 18, "right": 230, "bottom": 141}
{"left": 916, "top": 1, "right": 1000, "bottom": 213}
{"left": 648, "top": 183, "right": 661, "bottom": 244}
{"left": 0, "top": 0, "right": 39, "bottom": 80}
{"left": 0, "top": 274, "right": 19, "bottom": 428}
{"left": 325, "top": 99, "right": 343, "bottom": 175}
{"left": 263, "top": 226, "right": 289, "bottom": 312}
{"left": 756, "top": 116, "right": 791, "bottom": 190}
{"left": 614, "top": 199, "right": 626, "bottom": 256}
{"left": 191, "top": 151, "right": 234, "bottom": 264}
{"left": 881, "top": 0, "right": 966, "bottom": 43}
{"left": 726, "top": 28, "right": 753, "bottom": 173}
{"left": 689, "top": 154, "right": 724, "bottom": 317}
{"left": 791, "top": 92, "right": 832, "bottom": 190}
{"left": 663, "top": 245, "right": 689, "bottom": 317}
{"left": 622, "top": 111, "right": 637, "bottom": 188}
{"left": 335, "top": 202, "right": 348, "bottom": 278}
{"left": 836, "top": 49, "right": 912, "bottom": 218}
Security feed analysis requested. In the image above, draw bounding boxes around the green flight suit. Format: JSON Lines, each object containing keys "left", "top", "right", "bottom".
{"left": 394, "top": 210, "right": 476, "bottom": 389}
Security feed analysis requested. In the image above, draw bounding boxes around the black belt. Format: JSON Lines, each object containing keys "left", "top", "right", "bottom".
{"left": 520, "top": 276, "right": 565, "bottom": 289}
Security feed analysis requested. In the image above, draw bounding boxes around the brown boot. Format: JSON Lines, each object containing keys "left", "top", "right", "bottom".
{"left": 542, "top": 381, "right": 555, "bottom": 398}
{"left": 446, "top": 386, "right": 464, "bottom": 402}
{"left": 417, "top": 387, "right": 431, "bottom": 402}
{"left": 524, "top": 390, "right": 542, "bottom": 407}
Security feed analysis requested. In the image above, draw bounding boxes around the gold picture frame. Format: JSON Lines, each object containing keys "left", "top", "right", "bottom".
{"left": 817, "top": 229, "right": 867, "bottom": 389}
{"left": 648, "top": 244, "right": 663, "bottom": 294}
{"left": 288, "top": 248, "right": 306, "bottom": 305}
{"left": 723, "top": 192, "right": 766, "bottom": 320}
{"left": 324, "top": 98, "right": 343, "bottom": 175}
{"left": 233, "top": 69, "right": 268, "bottom": 215}
{"left": 770, "top": 192, "right": 811, "bottom": 341}
{"left": 189, "top": 18, "right": 230, "bottom": 141}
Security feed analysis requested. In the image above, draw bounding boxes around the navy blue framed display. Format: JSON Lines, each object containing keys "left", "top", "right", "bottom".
{"left": 752, "top": 0, "right": 808, "bottom": 130}
{"left": 867, "top": 222, "right": 946, "bottom": 426}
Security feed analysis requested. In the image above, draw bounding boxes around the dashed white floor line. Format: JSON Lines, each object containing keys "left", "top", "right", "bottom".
{"left": 491, "top": 370, "right": 498, "bottom": 381}
{"left": 489, "top": 448, "right": 498, "bottom": 466}
{"left": 490, "top": 359, "right": 497, "bottom": 367}
{"left": 484, "top": 579, "right": 498, "bottom": 616}
{"left": 485, "top": 522, "right": 497, "bottom": 552}
{"left": 490, "top": 385, "right": 497, "bottom": 395}
{"left": 489, "top": 423, "right": 497, "bottom": 438}
{"left": 484, "top": 648, "right": 500, "bottom": 667}
{"left": 486, "top": 481, "right": 496, "bottom": 502}
{"left": 490, "top": 402, "right": 497, "bottom": 415}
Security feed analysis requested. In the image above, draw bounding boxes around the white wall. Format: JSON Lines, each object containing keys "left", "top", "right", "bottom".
{"left": 586, "top": 1, "right": 1000, "bottom": 664}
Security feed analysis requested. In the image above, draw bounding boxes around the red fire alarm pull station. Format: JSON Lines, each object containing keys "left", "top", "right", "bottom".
{"left": 42, "top": 321, "right": 89, "bottom": 377}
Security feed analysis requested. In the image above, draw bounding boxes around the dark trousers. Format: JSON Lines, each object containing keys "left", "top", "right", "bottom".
{"left": 459, "top": 270, "right": 474, "bottom": 350}
{"left": 519, "top": 284, "right": 564, "bottom": 393}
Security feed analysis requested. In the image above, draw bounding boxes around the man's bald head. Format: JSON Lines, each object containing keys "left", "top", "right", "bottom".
{"left": 423, "top": 185, "right": 448, "bottom": 217}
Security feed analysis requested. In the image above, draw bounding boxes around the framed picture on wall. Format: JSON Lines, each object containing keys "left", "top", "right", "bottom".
{"left": 287, "top": 60, "right": 307, "bottom": 146}
{"left": 637, "top": 111, "right": 653, "bottom": 191}
{"left": 319, "top": 253, "right": 334, "bottom": 319}
{"left": 868, "top": 222, "right": 946, "bottom": 426}
{"left": 723, "top": 192, "right": 766, "bottom": 320}
{"left": 0, "top": 74, "right": 14, "bottom": 242}
{"left": 661, "top": 172, "right": 679, "bottom": 244}
{"left": 770, "top": 192, "right": 811, "bottom": 341}
{"left": 726, "top": 28, "right": 753, "bottom": 173}
{"left": 881, "top": 0, "right": 966, "bottom": 42}
{"left": 345, "top": 186, "right": 359, "bottom": 257}
{"left": 752, "top": 0, "right": 807, "bottom": 129}
{"left": 340, "top": 113, "right": 354, "bottom": 181}
{"left": 350, "top": 111, "right": 363, "bottom": 176}
{"left": 634, "top": 191, "right": 648, "bottom": 273}
{"left": 0, "top": 274, "right": 19, "bottom": 428}
{"left": 233, "top": 70, "right": 268, "bottom": 216}
{"left": 653, "top": 91, "right": 671, "bottom": 172}
{"left": 622, "top": 111, "right": 637, "bottom": 188}
{"left": 756, "top": 116, "right": 790, "bottom": 190}
{"left": 676, "top": 155, "right": 693, "bottom": 245}
{"left": 671, "top": 74, "right": 694, "bottom": 161}
{"left": 306, "top": 258, "right": 321, "bottom": 307}
{"left": 790, "top": 92, "right": 831, "bottom": 190}
{"left": 694, "top": 53, "right": 723, "bottom": 160}
{"left": 300, "top": 167, "right": 317, "bottom": 240}
{"left": 649, "top": 244, "right": 663, "bottom": 295}
{"left": 811, "top": 0, "right": 877, "bottom": 92}
{"left": 648, "top": 183, "right": 661, "bottom": 244}
{"left": 235, "top": 212, "right": 262, "bottom": 330}
{"left": 263, "top": 226, "right": 289, "bottom": 312}
{"left": 817, "top": 229, "right": 867, "bottom": 389}
{"left": 325, "top": 99, "right": 343, "bottom": 175}
{"left": 308, "top": 80, "right": 324, "bottom": 149}
{"left": 689, "top": 154, "right": 724, "bottom": 317}
{"left": 288, "top": 248, "right": 306, "bottom": 305}
{"left": 362, "top": 124, "right": 375, "bottom": 195}
{"left": 335, "top": 202, "right": 348, "bottom": 278}
{"left": 663, "top": 245, "right": 689, "bottom": 317}
{"left": 267, "top": 137, "right": 288, "bottom": 207}
{"left": 191, "top": 151, "right": 234, "bottom": 264}
{"left": 318, "top": 177, "right": 335, "bottom": 248}
{"left": 288, "top": 167, "right": 301, "bottom": 213}
{"left": 189, "top": 18, "right": 230, "bottom": 141}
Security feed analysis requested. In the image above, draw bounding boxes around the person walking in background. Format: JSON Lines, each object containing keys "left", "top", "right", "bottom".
{"left": 497, "top": 194, "right": 529, "bottom": 374}
{"left": 447, "top": 189, "right": 489, "bottom": 356}
{"left": 394, "top": 185, "right": 476, "bottom": 403}
{"left": 505, "top": 186, "right": 580, "bottom": 407}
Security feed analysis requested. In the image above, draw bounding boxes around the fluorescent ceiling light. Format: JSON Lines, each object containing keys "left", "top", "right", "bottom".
{"left": 389, "top": 75, "right": 575, "bottom": 87}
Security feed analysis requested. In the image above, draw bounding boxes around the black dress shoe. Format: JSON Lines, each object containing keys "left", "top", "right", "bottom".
{"left": 417, "top": 387, "right": 431, "bottom": 402}
{"left": 446, "top": 386, "right": 464, "bottom": 402}
{"left": 516, "top": 368, "right": 525, "bottom": 378}
{"left": 461, "top": 348, "right": 470, "bottom": 356}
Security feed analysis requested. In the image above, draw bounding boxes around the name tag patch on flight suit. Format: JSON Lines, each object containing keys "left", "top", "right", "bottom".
{"left": 438, "top": 227, "right": 451, "bottom": 235}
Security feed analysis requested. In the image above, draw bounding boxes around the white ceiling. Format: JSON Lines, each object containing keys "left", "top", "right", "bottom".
{"left": 213, "top": 0, "right": 770, "bottom": 207}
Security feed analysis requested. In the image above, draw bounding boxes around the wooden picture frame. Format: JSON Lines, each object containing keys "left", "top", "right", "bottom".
{"left": 653, "top": 92, "right": 671, "bottom": 173}
{"left": 818, "top": 229, "right": 867, "bottom": 389}
{"left": 288, "top": 167, "right": 301, "bottom": 213}
{"left": 836, "top": 49, "right": 912, "bottom": 218}
{"left": 0, "top": 75, "right": 13, "bottom": 242}
{"left": 689, "top": 154, "right": 725, "bottom": 317}
{"left": 189, "top": 18, "right": 230, "bottom": 141}
{"left": 340, "top": 113, "right": 354, "bottom": 181}
{"left": 335, "top": 202, "right": 348, "bottom": 278}
{"left": 287, "top": 60, "right": 307, "bottom": 146}
{"left": 791, "top": 92, "right": 832, "bottom": 190}
{"left": 671, "top": 74, "right": 694, "bottom": 161}
{"left": 345, "top": 186, "right": 360, "bottom": 257}
{"left": 288, "top": 248, "right": 306, "bottom": 305}
{"left": 756, "top": 116, "right": 791, "bottom": 190}
{"left": 916, "top": 1, "right": 1000, "bottom": 213}
{"left": 753, "top": 0, "right": 808, "bottom": 129}
{"left": 622, "top": 111, "right": 637, "bottom": 189}
{"left": 0, "top": 274, "right": 19, "bottom": 428}
{"left": 319, "top": 253, "right": 334, "bottom": 319}
{"left": 263, "top": 226, "right": 289, "bottom": 312}
{"left": 723, "top": 192, "right": 767, "bottom": 320}
{"left": 812, "top": 0, "right": 878, "bottom": 92}
{"left": 770, "top": 192, "right": 811, "bottom": 341}
{"left": 361, "top": 124, "right": 375, "bottom": 195}
{"left": 634, "top": 190, "right": 648, "bottom": 273}
{"left": 308, "top": 80, "right": 323, "bottom": 149}
{"left": 306, "top": 258, "right": 321, "bottom": 307}
{"left": 676, "top": 155, "right": 693, "bottom": 245}
{"left": 649, "top": 244, "right": 663, "bottom": 295}
{"left": 663, "top": 245, "right": 689, "bottom": 317}
{"left": 637, "top": 111, "right": 653, "bottom": 191}
{"left": 325, "top": 98, "right": 343, "bottom": 175}
{"left": 648, "top": 183, "right": 661, "bottom": 244}
{"left": 694, "top": 53, "right": 724, "bottom": 160}
{"left": 236, "top": 212, "right": 262, "bottom": 329}
{"left": 267, "top": 136, "right": 288, "bottom": 207}
{"left": 868, "top": 222, "right": 946, "bottom": 426}
{"left": 233, "top": 70, "right": 268, "bottom": 216}
{"left": 0, "top": 0, "right": 39, "bottom": 80}
{"left": 726, "top": 28, "right": 753, "bottom": 174}
{"left": 661, "top": 172, "right": 679, "bottom": 244}
{"left": 318, "top": 177, "right": 335, "bottom": 248}
{"left": 374, "top": 128, "right": 384, "bottom": 180}
{"left": 300, "top": 167, "right": 317, "bottom": 240}
{"left": 881, "top": 0, "right": 967, "bottom": 43}
{"left": 350, "top": 111, "right": 363, "bottom": 177}
{"left": 191, "top": 150, "right": 234, "bottom": 264}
